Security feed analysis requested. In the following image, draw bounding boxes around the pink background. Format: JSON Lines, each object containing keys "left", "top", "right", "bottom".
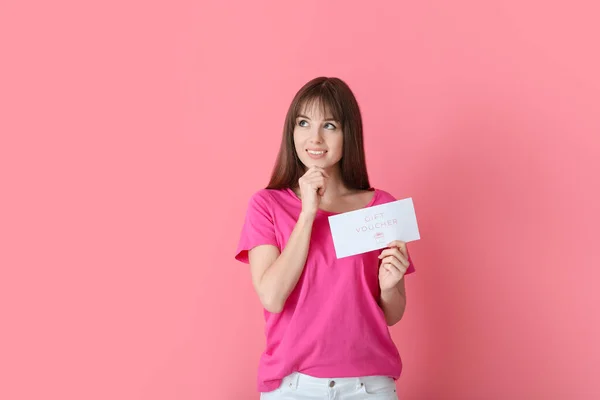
{"left": 1, "top": 1, "right": 599, "bottom": 399}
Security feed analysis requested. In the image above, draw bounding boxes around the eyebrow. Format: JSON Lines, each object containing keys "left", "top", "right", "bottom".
{"left": 297, "top": 114, "right": 338, "bottom": 122}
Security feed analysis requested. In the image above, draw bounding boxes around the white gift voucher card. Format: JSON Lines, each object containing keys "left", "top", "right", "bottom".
{"left": 327, "top": 198, "right": 421, "bottom": 259}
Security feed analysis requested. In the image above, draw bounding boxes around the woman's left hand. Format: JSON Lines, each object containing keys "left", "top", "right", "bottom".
{"left": 378, "top": 240, "right": 410, "bottom": 292}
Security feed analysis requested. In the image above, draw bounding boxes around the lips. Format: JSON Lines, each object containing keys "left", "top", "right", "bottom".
{"left": 306, "top": 149, "right": 327, "bottom": 159}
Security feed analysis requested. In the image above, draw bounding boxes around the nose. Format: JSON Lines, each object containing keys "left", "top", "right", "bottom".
{"left": 308, "top": 127, "right": 324, "bottom": 143}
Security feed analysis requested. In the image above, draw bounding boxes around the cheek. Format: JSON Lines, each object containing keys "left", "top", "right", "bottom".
{"left": 292, "top": 132, "right": 301, "bottom": 148}
{"left": 331, "top": 136, "right": 344, "bottom": 154}
{"left": 293, "top": 134, "right": 306, "bottom": 156}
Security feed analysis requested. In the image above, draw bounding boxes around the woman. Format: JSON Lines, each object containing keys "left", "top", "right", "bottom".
{"left": 235, "top": 77, "right": 416, "bottom": 399}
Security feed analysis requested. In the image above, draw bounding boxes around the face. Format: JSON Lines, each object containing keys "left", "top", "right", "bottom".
{"left": 293, "top": 101, "right": 343, "bottom": 170}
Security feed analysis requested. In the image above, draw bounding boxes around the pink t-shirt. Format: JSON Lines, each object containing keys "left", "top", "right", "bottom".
{"left": 235, "top": 187, "right": 415, "bottom": 392}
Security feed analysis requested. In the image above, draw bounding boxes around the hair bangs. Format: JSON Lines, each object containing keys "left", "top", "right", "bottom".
{"left": 294, "top": 83, "right": 344, "bottom": 125}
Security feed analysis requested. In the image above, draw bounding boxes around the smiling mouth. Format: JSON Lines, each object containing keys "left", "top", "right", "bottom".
{"left": 307, "top": 150, "right": 327, "bottom": 155}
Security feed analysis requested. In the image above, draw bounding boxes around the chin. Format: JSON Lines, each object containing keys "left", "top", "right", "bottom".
{"left": 304, "top": 161, "right": 341, "bottom": 172}
{"left": 301, "top": 158, "right": 328, "bottom": 168}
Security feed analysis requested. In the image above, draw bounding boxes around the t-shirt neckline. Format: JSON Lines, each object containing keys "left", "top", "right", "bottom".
{"left": 285, "top": 187, "right": 380, "bottom": 216}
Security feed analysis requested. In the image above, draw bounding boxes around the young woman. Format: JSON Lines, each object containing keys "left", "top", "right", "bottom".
{"left": 235, "top": 77, "right": 416, "bottom": 399}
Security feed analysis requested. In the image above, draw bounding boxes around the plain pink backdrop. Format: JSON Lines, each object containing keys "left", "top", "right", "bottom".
{"left": 1, "top": 1, "right": 599, "bottom": 399}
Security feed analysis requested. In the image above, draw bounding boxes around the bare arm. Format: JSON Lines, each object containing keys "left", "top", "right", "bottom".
{"left": 248, "top": 212, "right": 315, "bottom": 313}
{"left": 377, "top": 241, "right": 411, "bottom": 326}
{"left": 248, "top": 166, "right": 328, "bottom": 313}
{"left": 379, "top": 277, "right": 407, "bottom": 326}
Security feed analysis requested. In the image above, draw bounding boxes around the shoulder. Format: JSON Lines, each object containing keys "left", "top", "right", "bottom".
{"left": 373, "top": 188, "right": 397, "bottom": 204}
{"left": 248, "top": 188, "right": 274, "bottom": 203}
{"left": 247, "top": 188, "right": 290, "bottom": 209}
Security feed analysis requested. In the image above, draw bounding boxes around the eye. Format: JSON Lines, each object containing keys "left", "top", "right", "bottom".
{"left": 298, "top": 119, "right": 309, "bottom": 127}
{"left": 324, "top": 122, "right": 337, "bottom": 130}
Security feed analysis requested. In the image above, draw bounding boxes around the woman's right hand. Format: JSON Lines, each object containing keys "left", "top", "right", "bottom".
{"left": 298, "top": 166, "right": 329, "bottom": 218}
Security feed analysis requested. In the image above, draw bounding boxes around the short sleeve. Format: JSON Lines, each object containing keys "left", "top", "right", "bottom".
{"left": 405, "top": 247, "right": 416, "bottom": 275}
{"left": 234, "top": 190, "right": 280, "bottom": 264}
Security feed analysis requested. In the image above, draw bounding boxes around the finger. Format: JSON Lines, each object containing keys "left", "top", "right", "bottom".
{"left": 387, "top": 240, "right": 407, "bottom": 250}
{"left": 306, "top": 175, "right": 327, "bottom": 185}
{"left": 380, "top": 262, "right": 394, "bottom": 275}
{"left": 305, "top": 175, "right": 326, "bottom": 184}
{"left": 378, "top": 248, "right": 410, "bottom": 267}
{"left": 314, "top": 180, "right": 327, "bottom": 196}
{"left": 381, "top": 263, "right": 394, "bottom": 275}
{"left": 382, "top": 256, "right": 408, "bottom": 275}
{"left": 306, "top": 179, "right": 326, "bottom": 196}
{"left": 386, "top": 241, "right": 408, "bottom": 257}
{"left": 317, "top": 183, "right": 327, "bottom": 196}
{"left": 307, "top": 165, "right": 330, "bottom": 178}
{"left": 308, "top": 170, "right": 329, "bottom": 180}
{"left": 302, "top": 170, "right": 323, "bottom": 182}
{"left": 380, "top": 252, "right": 409, "bottom": 268}
{"left": 305, "top": 178, "right": 326, "bottom": 191}
{"left": 380, "top": 261, "right": 404, "bottom": 283}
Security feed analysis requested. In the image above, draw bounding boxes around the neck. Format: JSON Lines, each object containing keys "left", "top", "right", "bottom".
{"left": 318, "top": 165, "right": 350, "bottom": 201}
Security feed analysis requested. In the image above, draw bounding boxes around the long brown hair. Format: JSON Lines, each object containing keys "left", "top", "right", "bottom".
{"left": 266, "top": 77, "right": 371, "bottom": 190}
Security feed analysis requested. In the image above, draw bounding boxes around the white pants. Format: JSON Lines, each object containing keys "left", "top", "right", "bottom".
{"left": 260, "top": 372, "right": 398, "bottom": 399}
